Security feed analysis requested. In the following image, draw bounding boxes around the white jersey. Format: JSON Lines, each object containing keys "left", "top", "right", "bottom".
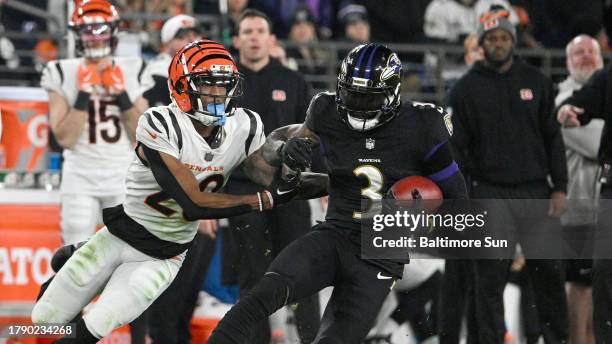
{"left": 124, "top": 103, "right": 265, "bottom": 244}
{"left": 41, "top": 56, "right": 154, "bottom": 196}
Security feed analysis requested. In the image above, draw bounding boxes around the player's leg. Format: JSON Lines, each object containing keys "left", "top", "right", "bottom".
{"left": 313, "top": 259, "right": 395, "bottom": 344}
{"left": 207, "top": 229, "right": 340, "bottom": 343}
{"left": 271, "top": 201, "right": 320, "bottom": 343}
{"left": 471, "top": 258, "right": 512, "bottom": 343}
{"left": 523, "top": 259, "right": 568, "bottom": 343}
{"left": 81, "top": 246, "right": 185, "bottom": 339}
{"left": 99, "top": 194, "right": 149, "bottom": 344}
{"left": 60, "top": 193, "right": 100, "bottom": 245}
{"left": 438, "top": 259, "right": 471, "bottom": 343}
{"left": 229, "top": 210, "right": 274, "bottom": 343}
{"left": 32, "top": 228, "right": 122, "bottom": 325}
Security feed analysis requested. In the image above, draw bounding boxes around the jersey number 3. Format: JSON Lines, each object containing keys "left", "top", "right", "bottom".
{"left": 353, "top": 165, "right": 384, "bottom": 219}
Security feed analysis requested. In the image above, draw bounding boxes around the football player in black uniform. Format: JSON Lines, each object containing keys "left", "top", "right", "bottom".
{"left": 208, "top": 43, "right": 468, "bottom": 343}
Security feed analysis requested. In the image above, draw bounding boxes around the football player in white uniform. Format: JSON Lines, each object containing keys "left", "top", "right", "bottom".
{"left": 42, "top": 0, "right": 152, "bottom": 245}
{"left": 32, "top": 40, "right": 327, "bottom": 343}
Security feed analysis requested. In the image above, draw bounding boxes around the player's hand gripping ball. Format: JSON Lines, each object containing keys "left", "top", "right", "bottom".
{"left": 388, "top": 176, "right": 443, "bottom": 213}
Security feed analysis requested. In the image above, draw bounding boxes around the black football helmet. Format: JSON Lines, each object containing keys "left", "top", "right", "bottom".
{"left": 336, "top": 43, "right": 402, "bottom": 132}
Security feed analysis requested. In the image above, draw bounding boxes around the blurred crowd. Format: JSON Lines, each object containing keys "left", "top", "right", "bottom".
{"left": 1, "top": 0, "right": 612, "bottom": 94}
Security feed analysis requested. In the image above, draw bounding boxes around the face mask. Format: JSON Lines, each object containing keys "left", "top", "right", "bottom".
{"left": 207, "top": 103, "right": 226, "bottom": 126}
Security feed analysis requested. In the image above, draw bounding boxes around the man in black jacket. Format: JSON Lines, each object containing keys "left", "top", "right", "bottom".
{"left": 557, "top": 63, "right": 612, "bottom": 343}
{"left": 448, "top": 8, "right": 568, "bottom": 343}
{"left": 223, "top": 9, "right": 320, "bottom": 344}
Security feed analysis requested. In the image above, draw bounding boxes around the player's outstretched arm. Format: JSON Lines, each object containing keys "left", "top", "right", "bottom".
{"left": 258, "top": 123, "right": 329, "bottom": 199}
{"left": 262, "top": 123, "right": 320, "bottom": 167}
{"left": 47, "top": 90, "right": 89, "bottom": 149}
{"left": 138, "top": 144, "right": 266, "bottom": 220}
{"left": 242, "top": 147, "right": 329, "bottom": 200}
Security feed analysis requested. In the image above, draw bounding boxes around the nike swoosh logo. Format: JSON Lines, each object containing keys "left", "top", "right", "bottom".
{"left": 377, "top": 272, "right": 392, "bottom": 280}
{"left": 276, "top": 188, "right": 293, "bottom": 195}
{"left": 145, "top": 129, "right": 157, "bottom": 139}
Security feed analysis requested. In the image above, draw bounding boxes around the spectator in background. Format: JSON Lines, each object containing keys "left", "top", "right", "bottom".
{"left": 556, "top": 41, "right": 612, "bottom": 344}
{"left": 226, "top": 9, "right": 320, "bottom": 344}
{"left": 251, "top": 0, "right": 334, "bottom": 39}
{"left": 337, "top": 3, "right": 370, "bottom": 43}
{"left": 286, "top": 6, "right": 330, "bottom": 92}
{"left": 448, "top": 8, "right": 568, "bottom": 343}
{"left": 556, "top": 34, "right": 603, "bottom": 344}
{"left": 194, "top": 0, "right": 249, "bottom": 50}
{"left": 143, "top": 14, "right": 201, "bottom": 107}
{"left": 424, "top": 0, "right": 518, "bottom": 44}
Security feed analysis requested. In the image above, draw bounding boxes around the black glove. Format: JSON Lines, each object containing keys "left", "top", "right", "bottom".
{"left": 266, "top": 171, "right": 301, "bottom": 207}
{"left": 279, "top": 138, "right": 313, "bottom": 172}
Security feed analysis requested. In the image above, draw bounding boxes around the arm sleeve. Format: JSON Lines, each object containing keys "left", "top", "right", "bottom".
{"left": 541, "top": 78, "right": 568, "bottom": 192}
{"left": 562, "top": 67, "right": 609, "bottom": 124}
{"left": 561, "top": 119, "right": 604, "bottom": 160}
{"left": 304, "top": 92, "right": 325, "bottom": 134}
{"left": 422, "top": 108, "right": 468, "bottom": 200}
{"left": 141, "top": 144, "right": 253, "bottom": 221}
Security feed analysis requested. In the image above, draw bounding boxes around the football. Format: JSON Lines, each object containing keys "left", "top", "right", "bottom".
{"left": 389, "top": 176, "right": 443, "bottom": 213}
{"left": 389, "top": 176, "right": 443, "bottom": 200}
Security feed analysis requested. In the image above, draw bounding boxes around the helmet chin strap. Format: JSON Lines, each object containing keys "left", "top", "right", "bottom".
{"left": 189, "top": 97, "right": 227, "bottom": 127}
{"left": 346, "top": 112, "right": 382, "bottom": 132}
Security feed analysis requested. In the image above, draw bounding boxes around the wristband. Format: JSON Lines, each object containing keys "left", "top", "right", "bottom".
{"left": 74, "top": 91, "right": 91, "bottom": 112}
{"left": 256, "top": 192, "right": 263, "bottom": 212}
{"left": 263, "top": 190, "right": 273, "bottom": 209}
{"left": 116, "top": 91, "right": 133, "bottom": 112}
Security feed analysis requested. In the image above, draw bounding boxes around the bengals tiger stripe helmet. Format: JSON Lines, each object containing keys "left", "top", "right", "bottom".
{"left": 69, "top": 0, "right": 120, "bottom": 59}
{"left": 168, "top": 40, "right": 243, "bottom": 126}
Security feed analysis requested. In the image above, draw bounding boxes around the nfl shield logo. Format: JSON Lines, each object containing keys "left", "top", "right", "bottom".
{"left": 365, "top": 138, "right": 375, "bottom": 150}
{"left": 205, "top": 152, "right": 214, "bottom": 161}
{"left": 520, "top": 88, "right": 533, "bottom": 100}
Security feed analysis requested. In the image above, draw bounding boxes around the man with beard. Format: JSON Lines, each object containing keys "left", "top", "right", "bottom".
{"left": 555, "top": 34, "right": 602, "bottom": 344}
{"left": 557, "top": 37, "right": 612, "bottom": 344}
{"left": 447, "top": 7, "right": 568, "bottom": 343}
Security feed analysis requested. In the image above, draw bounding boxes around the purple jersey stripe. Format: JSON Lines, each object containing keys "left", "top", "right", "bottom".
{"left": 428, "top": 161, "right": 459, "bottom": 182}
{"left": 424, "top": 140, "right": 448, "bottom": 161}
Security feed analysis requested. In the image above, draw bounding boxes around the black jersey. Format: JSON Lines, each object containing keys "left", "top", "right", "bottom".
{"left": 306, "top": 92, "right": 460, "bottom": 231}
